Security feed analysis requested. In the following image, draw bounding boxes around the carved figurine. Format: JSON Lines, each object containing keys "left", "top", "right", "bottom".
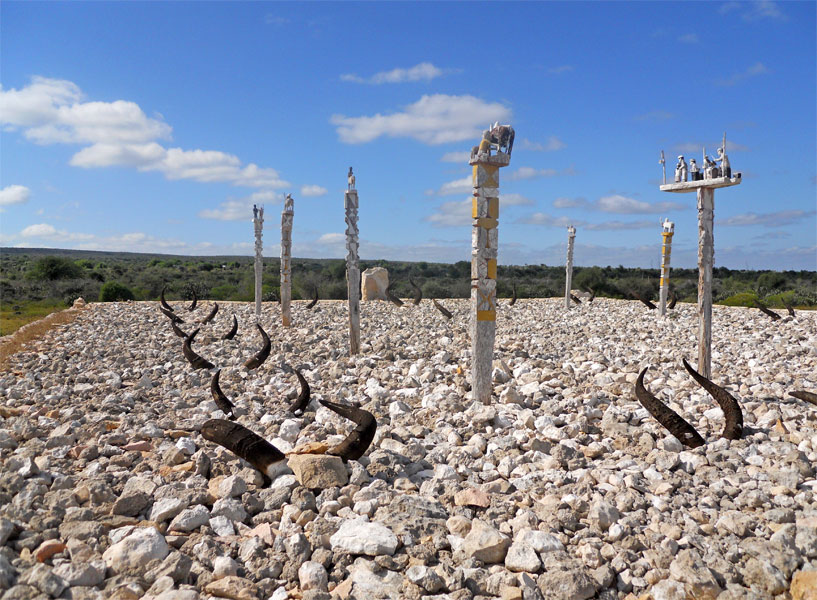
{"left": 348, "top": 167, "right": 355, "bottom": 190}
{"left": 716, "top": 147, "right": 731, "bottom": 178}
{"left": 471, "top": 122, "right": 515, "bottom": 160}
{"left": 675, "top": 156, "right": 688, "bottom": 182}
{"left": 704, "top": 155, "right": 718, "bottom": 179}
{"left": 689, "top": 158, "right": 701, "bottom": 181}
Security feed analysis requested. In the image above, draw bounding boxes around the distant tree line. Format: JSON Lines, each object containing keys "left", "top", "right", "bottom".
{"left": 1, "top": 248, "right": 814, "bottom": 310}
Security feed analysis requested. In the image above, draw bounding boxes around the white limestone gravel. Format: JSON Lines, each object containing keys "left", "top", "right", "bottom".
{"left": 0, "top": 297, "right": 816, "bottom": 600}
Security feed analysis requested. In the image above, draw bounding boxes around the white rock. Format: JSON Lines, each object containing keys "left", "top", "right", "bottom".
{"left": 213, "top": 555, "right": 239, "bottom": 579}
{"left": 329, "top": 519, "right": 399, "bottom": 556}
{"left": 298, "top": 560, "right": 329, "bottom": 591}
{"left": 278, "top": 419, "right": 301, "bottom": 443}
{"left": 103, "top": 527, "right": 169, "bottom": 573}
{"left": 505, "top": 542, "right": 541, "bottom": 572}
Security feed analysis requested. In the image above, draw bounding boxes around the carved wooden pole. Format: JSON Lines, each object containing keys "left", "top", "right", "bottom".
{"left": 696, "top": 188, "right": 714, "bottom": 377}
{"left": 280, "top": 194, "right": 294, "bottom": 327}
{"left": 658, "top": 219, "right": 674, "bottom": 316}
{"left": 345, "top": 168, "right": 360, "bottom": 355}
{"left": 469, "top": 124, "right": 513, "bottom": 404}
{"left": 564, "top": 226, "right": 576, "bottom": 309}
{"left": 252, "top": 204, "right": 264, "bottom": 320}
{"left": 660, "top": 136, "right": 741, "bottom": 378}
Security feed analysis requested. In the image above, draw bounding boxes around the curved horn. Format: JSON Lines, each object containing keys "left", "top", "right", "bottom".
{"left": 200, "top": 302, "right": 219, "bottom": 324}
{"left": 584, "top": 286, "right": 596, "bottom": 302}
{"left": 319, "top": 399, "right": 377, "bottom": 461}
{"left": 432, "top": 298, "right": 453, "bottom": 319}
{"left": 187, "top": 289, "right": 198, "bottom": 312}
{"left": 386, "top": 283, "right": 404, "bottom": 307}
{"left": 635, "top": 367, "right": 705, "bottom": 448}
{"left": 570, "top": 293, "right": 581, "bottom": 305}
{"left": 682, "top": 358, "right": 743, "bottom": 440}
{"left": 160, "top": 305, "right": 184, "bottom": 324}
{"left": 183, "top": 328, "right": 215, "bottom": 370}
{"left": 754, "top": 302, "right": 781, "bottom": 321}
{"left": 306, "top": 287, "right": 318, "bottom": 310}
{"left": 288, "top": 367, "right": 311, "bottom": 414}
{"left": 160, "top": 286, "right": 175, "bottom": 312}
{"left": 210, "top": 369, "right": 236, "bottom": 420}
{"left": 633, "top": 291, "right": 657, "bottom": 310}
{"left": 410, "top": 278, "right": 422, "bottom": 306}
{"left": 200, "top": 419, "right": 288, "bottom": 480}
{"left": 668, "top": 290, "right": 678, "bottom": 309}
{"left": 783, "top": 301, "right": 795, "bottom": 318}
{"left": 171, "top": 320, "right": 189, "bottom": 338}
{"left": 789, "top": 390, "right": 817, "bottom": 407}
{"left": 243, "top": 323, "right": 271, "bottom": 370}
{"left": 509, "top": 282, "right": 517, "bottom": 306}
{"left": 222, "top": 314, "right": 238, "bottom": 340}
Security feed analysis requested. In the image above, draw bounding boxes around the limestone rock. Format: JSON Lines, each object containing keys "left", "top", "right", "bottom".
{"left": 362, "top": 267, "right": 389, "bottom": 301}
{"left": 329, "top": 519, "right": 399, "bottom": 556}
{"left": 463, "top": 519, "right": 510, "bottom": 563}
{"left": 298, "top": 561, "right": 329, "bottom": 591}
{"left": 288, "top": 454, "right": 348, "bottom": 488}
{"left": 102, "top": 527, "right": 169, "bottom": 574}
{"left": 204, "top": 576, "right": 258, "bottom": 600}
{"left": 791, "top": 570, "right": 817, "bottom": 600}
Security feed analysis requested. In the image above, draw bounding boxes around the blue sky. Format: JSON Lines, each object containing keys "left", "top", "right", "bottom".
{"left": 1, "top": 1, "right": 815, "bottom": 270}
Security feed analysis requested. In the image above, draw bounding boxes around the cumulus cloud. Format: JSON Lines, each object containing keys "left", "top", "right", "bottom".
{"left": 514, "top": 213, "right": 578, "bottom": 227}
{"left": 596, "top": 195, "right": 685, "bottom": 214}
{"left": 500, "top": 193, "right": 533, "bottom": 206}
{"left": 553, "top": 197, "right": 587, "bottom": 208}
{"left": 199, "top": 191, "right": 283, "bottom": 221}
{"left": 0, "top": 76, "right": 289, "bottom": 190}
{"left": 331, "top": 94, "right": 511, "bottom": 145}
{"left": 0, "top": 185, "right": 31, "bottom": 207}
{"left": 519, "top": 137, "right": 566, "bottom": 151}
{"left": 438, "top": 176, "right": 472, "bottom": 196}
{"left": 19, "top": 223, "right": 94, "bottom": 241}
{"left": 425, "top": 199, "right": 471, "bottom": 228}
{"left": 440, "top": 150, "right": 472, "bottom": 163}
{"left": 315, "top": 233, "right": 346, "bottom": 244}
{"left": 341, "top": 62, "right": 447, "bottom": 84}
{"left": 300, "top": 185, "right": 327, "bottom": 197}
{"left": 508, "top": 167, "right": 559, "bottom": 181}
{"left": 716, "top": 62, "right": 770, "bottom": 86}
{"left": 717, "top": 210, "right": 816, "bottom": 227}
{"left": 720, "top": 1, "right": 787, "bottom": 21}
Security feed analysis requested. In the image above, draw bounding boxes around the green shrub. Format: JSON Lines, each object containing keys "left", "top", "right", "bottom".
{"left": 211, "top": 284, "right": 239, "bottom": 300}
{"left": 26, "top": 257, "right": 83, "bottom": 281}
{"left": 99, "top": 281, "right": 135, "bottom": 302}
{"left": 719, "top": 291, "right": 759, "bottom": 307}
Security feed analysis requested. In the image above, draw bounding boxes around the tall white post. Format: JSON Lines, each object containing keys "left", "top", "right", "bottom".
{"left": 697, "top": 188, "right": 714, "bottom": 378}
{"left": 659, "top": 219, "right": 675, "bottom": 316}
{"left": 345, "top": 168, "right": 360, "bottom": 355}
{"left": 469, "top": 124, "right": 513, "bottom": 404}
{"left": 280, "top": 194, "right": 294, "bottom": 327}
{"left": 253, "top": 205, "right": 264, "bottom": 320}
{"left": 564, "top": 225, "right": 576, "bottom": 309}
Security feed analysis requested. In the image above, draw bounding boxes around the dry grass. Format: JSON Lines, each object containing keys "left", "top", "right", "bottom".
{"left": 0, "top": 307, "right": 84, "bottom": 368}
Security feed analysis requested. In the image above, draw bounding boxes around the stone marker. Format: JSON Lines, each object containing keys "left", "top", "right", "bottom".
{"left": 280, "top": 194, "right": 294, "bottom": 327}
{"left": 659, "top": 218, "right": 674, "bottom": 316}
{"left": 345, "top": 168, "right": 360, "bottom": 355}
{"left": 564, "top": 225, "right": 576, "bottom": 310}
{"left": 252, "top": 204, "right": 264, "bottom": 320}
{"left": 361, "top": 267, "right": 389, "bottom": 300}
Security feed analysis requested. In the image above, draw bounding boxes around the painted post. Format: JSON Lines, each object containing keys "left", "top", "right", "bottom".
{"left": 469, "top": 123, "right": 514, "bottom": 404}
{"left": 280, "top": 194, "right": 294, "bottom": 327}
{"left": 564, "top": 225, "right": 576, "bottom": 309}
{"left": 345, "top": 168, "right": 360, "bottom": 355}
{"left": 252, "top": 204, "right": 264, "bottom": 320}
{"left": 658, "top": 218, "right": 675, "bottom": 316}
{"left": 659, "top": 135, "right": 741, "bottom": 378}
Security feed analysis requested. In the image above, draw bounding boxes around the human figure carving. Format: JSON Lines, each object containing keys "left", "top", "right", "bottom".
{"left": 715, "top": 147, "right": 730, "bottom": 178}
{"left": 704, "top": 155, "right": 718, "bottom": 179}
{"left": 675, "top": 156, "right": 688, "bottom": 182}
{"left": 689, "top": 158, "right": 700, "bottom": 181}
{"left": 348, "top": 167, "right": 355, "bottom": 190}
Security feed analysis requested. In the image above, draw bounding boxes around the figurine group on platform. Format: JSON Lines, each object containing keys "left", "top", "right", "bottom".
{"left": 674, "top": 146, "right": 732, "bottom": 183}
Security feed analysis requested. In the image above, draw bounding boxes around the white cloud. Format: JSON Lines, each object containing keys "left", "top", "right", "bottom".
{"left": 508, "top": 166, "right": 558, "bottom": 181}
{"left": 199, "top": 191, "right": 283, "bottom": 221}
{"left": 597, "top": 195, "right": 685, "bottom": 214}
{"left": 678, "top": 33, "right": 699, "bottom": 44}
{"left": 0, "top": 76, "right": 289, "bottom": 190}
{"left": 515, "top": 213, "right": 578, "bottom": 227}
{"left": 548, "top": 65, "right": 573, "bottom": 74}
{"left": 585, "top": 220, "right": 656, "bottom": 231}
{"left": 300, "top": 185, "right": 328, "bottom": 197}
{"left": 425, "top": 199, "right": 471, "bottom": 228}
{"left": 440, "top": 150, "right": 472, "bottom": 163}
{"left": 519, "top": 137, "right": 566, "bottom": 152}
{"left": 20, "top": 223, "right": 57, "bottom": 237}
{"left": 553, "top": 197, "right": 587, "bottom": 208}
{"left": 438, "top": 176, "right": 472, "bottom": 196}
{"left": 341, "top": 62, "right": 446, "bottom": 84}
{"left": 0, "top": 184, "right": 31, "bottom": 207}
{"left": 716, "top": 62, "right": 770, "bottom": 86}
{"left": 500, "top": 193, "right": 533, "bottom": 206}
{"left": 331, "top": 94, "right": 511, "bottom": 145}
{"left": 717, "top": 210, "right": 816, "bottom": 227}
{"left": 720, "top": 1, "right": 787, "bottom": 21}
{"left": 316, "top": 233, "right": 345, "bottom": 244}
{"left": 19, "top": 222, "right": 94, "bottom": 241}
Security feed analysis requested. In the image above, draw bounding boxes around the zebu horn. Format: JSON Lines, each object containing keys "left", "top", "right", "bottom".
{"left": 171, "top": 320, "right": 188, "bottom": 339}
{"left": 200, "top": 302, "right": 219, "bottom": 324}
{"left": 783, "top": 301, "right": 795, "bottom": 318}
{"left": 790, "top": 390, "right": 817, "bottom": 407}
{"left": 410, "top": 278, "right": 422, "bottom": 305}
{"left": 187, "top": 289, "right": 198, "bottom": 312}
{"left": 182, "top": 328, "right": 215, "bottom": 370}
{"left": 306, "top": 287, "right": 318, "bottom": 310}
{"left": 509, "top": 282, "right": 517, "bottom": 306}
{"left": 160, "top": 286, "right": 175, "bottom": 312}
{"left": 755, "top": 302, "right": 781, "bottom": 321}
{"left": 222, "top": 314, "right": 238, "bottom": 340}
{"left": 668, "top": 290, "right": 678, "bottom": 309}
{"left": 633, "top": 292, "right": 657, "bottom": 310}
{"left": 200, "top": 419, "right": 289, "bottom": 481}
{"left": 433, "top": 298, "right": 453, "bottom": 319}
{"left": 635, "top": 367, "right": 705, "bottom": 448}
{"left": 386, "top": 284, "right": 404, "bottom": 307}
{"left": 160, "top": 305, "right": 184, "bottom": 324}
{"left": 243, "top": 323, "right": 271, "bottom": 370}
{"left": 570, "top": 293, "right": 581, "bottom": 304}
{"left": 211, "top": 369, "right": 236, "bottom": 420}
{"left": 287, "top": 367, "right": 311, "bottom": 415}
{"left": 682, "top": 358, "right": 743, "bottom": 440}
{"left": 319, "top": 399, "right": 377, "bottom": 461}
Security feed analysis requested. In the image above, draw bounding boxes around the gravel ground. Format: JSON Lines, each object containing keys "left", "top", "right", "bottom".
{"left": 0, "top": 298, "right": 815, "bottom": 600}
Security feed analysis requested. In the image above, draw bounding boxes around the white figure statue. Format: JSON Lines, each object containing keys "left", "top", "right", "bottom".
{"left": 704, "top": 155, "right": 718, "bottom": 179}
{"left": 716, "top": 147, "right": 730, "bottom": 178}
{"left": 675, "top": 156, "right": 688, "bottom": 183}
{"left": 348, "top": 167, "right": 355, "bottom": 190}
{"left": 689, "top": 158, "right": 700, "bottom": 180}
